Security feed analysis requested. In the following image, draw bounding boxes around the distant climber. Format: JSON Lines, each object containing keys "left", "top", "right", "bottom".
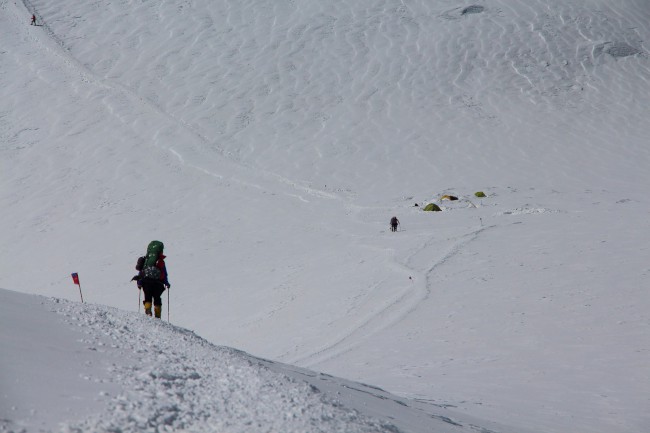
{"left": 390, "top": 216, "right": 400, "bottom": 232}
{"left": 30, "top": 14, "right": 36, "bottom": 25}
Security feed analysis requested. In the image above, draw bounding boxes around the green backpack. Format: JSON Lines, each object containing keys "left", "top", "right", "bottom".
{"left": 142, "top": 240, "right": 164, "bottom": 279}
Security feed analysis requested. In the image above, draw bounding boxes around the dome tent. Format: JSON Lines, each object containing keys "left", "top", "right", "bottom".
{"left": 423, "top": 203, "right": 442, "bottom": 212}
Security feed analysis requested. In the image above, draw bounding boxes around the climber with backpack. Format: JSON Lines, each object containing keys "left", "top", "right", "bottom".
{"left": 390, "top": 216, "right": 400, "bottom": 232}
{"left": 132, "top": 240, "right": 170, "bottom": 318}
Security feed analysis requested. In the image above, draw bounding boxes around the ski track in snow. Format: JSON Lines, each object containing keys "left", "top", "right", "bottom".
{"left": 290, "top": 222, "right": 494, "bottom": 368}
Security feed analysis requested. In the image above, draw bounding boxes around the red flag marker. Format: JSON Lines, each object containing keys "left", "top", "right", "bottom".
{"left": 71, "top": 273, "right": 84, "bottom": 303}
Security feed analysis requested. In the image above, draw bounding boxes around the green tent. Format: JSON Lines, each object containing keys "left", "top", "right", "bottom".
{"left": 423, "top": 203, "right": 442, "bottom": 212}
{"left": 475, "top": 191, "right": 486, "bottom": 198}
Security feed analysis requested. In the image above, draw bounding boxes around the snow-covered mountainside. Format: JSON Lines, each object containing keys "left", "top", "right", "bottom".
{"left": 5, "top": 288, "right": 511, "bottom": 433}
{"left": 1, "top": 0, "right": 649, "bottom": 431}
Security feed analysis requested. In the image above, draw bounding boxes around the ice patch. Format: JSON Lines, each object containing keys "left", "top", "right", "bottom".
{"left": 461, "top": 6, "right": 485, "bottom": 16}
{"left": 595, "top": 42, "right": 643, "bottom": 58}
{"left": 441, "top": 5, "right": 486, "bottom": 20}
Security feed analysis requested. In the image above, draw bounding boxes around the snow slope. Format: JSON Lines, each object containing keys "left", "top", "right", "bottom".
{"left": 1, "top": 0, "right": 649, "bottom": 431}
{"left": 0, "top": 288, "right": 514, "bottom": 433}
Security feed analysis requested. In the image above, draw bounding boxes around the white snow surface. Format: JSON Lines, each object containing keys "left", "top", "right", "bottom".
{"left": 4, "top": 288, "right": 497, "bottom": 433}
{"left": 1, "top": 0, "right": 650, "bottom": 431}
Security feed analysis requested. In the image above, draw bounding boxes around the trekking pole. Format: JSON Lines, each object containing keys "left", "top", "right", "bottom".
{"left": 138, "top": 287, "right": 141, "bottom": 312}
{"left": 167, "top": 289, "right": 170, "bottom": 322}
